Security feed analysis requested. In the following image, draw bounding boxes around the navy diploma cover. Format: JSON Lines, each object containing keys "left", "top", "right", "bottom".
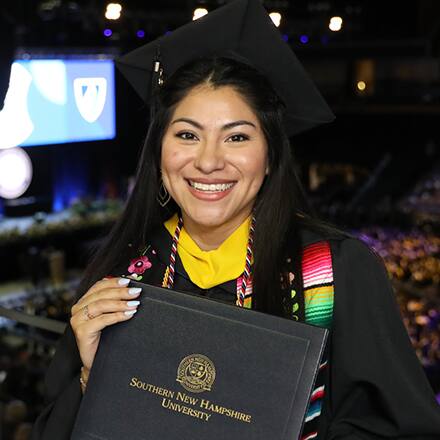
{"left": 71, "top": 281, "right": 328, "bottom": 440}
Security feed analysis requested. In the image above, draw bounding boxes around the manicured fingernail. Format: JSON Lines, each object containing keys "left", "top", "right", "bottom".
{"left": 128, "top": 287, "right": 142, "bottom": 295}
{"left": 127, "top": 300, "right": 140, "bottom": 307}
{"left": 118, "top": 278, "right": 130, "bottom": 286}
{"left": 124, "top": 309, "right": 137, "bottom": 316}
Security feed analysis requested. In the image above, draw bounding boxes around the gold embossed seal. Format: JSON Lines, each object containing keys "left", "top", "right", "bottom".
{"left": 176, "top": 354, "right": 216, "bottom": 393}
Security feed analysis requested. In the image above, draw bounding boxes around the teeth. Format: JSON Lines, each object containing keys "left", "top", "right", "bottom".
{"left": 189, "top": 181, "right": 235, "bottom": 192}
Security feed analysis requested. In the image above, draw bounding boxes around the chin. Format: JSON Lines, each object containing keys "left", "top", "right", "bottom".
{"left": 187, "top": 207, "right": 254, "bottom": 234}
{"left": 183, "top": 207, "right": 230, "bottom": 227}
{"left": 190, "top": 213, "right": 227, "bottom": 227}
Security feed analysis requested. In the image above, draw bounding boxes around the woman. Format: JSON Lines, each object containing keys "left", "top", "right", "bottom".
{"left": 31, "top": 1, "right": 440, "bottom": 439}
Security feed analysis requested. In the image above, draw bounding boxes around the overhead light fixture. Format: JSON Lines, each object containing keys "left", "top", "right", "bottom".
{"left": 269, "top": 12, "right": 282, "bottom": 27}
{"left": 356, "top": 81, "right": 366, "bottom": 91}
{"left": 329, "top": 16, "right": 343, "bottom": 32}
{"left": 193, "top": 8, "right": 208, "bottom": 21}
{"left": 355, "top": 60, "right": 375, "bottom": 96}
{"left": 105, "top": 3, "right": 122, "bottom": 20}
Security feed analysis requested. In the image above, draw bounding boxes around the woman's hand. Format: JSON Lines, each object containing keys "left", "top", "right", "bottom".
{"left": 70, "top": 277, "right": 141, "bottom": 374}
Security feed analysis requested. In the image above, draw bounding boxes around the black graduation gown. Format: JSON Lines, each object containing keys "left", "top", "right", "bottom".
{"left": 30, "top": 225, "right": 440, "bottom": 439}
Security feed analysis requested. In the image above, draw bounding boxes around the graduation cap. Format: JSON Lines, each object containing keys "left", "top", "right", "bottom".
{"left": 115, "top": 0, "right": 335, "bottom": 136}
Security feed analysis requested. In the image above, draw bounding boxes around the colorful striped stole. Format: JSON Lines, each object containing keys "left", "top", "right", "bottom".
{"left": 303, "top": 241, "right": 334, "bottom": 329}
{"left": 301, "top": 241, "right": 334, "bottom": 440}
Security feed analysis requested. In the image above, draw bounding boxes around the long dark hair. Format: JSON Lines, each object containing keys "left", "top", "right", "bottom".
{"left": 74, "top": 56, "right": 353, "bottom": 318}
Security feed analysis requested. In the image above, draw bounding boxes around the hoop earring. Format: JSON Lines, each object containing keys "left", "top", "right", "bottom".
{"left": 157, "top": 179, "right": 171, "bottom": 207}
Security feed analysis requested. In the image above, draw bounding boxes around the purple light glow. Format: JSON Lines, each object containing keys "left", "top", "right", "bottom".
{"left": 282, "top": 34, "right": 289, "bottom": 42}
{"left": 300, "top": 35, "right": 309, "bottom": 44}
{"left": 136, "top": 30, "right": 145, "bottom": 38}
{"left": 104, "top": 29, "right": 112, "bottom": 37}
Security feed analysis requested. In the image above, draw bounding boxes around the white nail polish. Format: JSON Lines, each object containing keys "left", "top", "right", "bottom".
{"left": 124, "top": 309, "right": 137, "bottom": 316}
{"left": 127, "top": 300, "right": 140, "bottom": 307}
{"left": 118, "top": 278, "right": 130, "bottom": 286}
{"left": 128, "top": 287, "right": 142, "bottom": 295}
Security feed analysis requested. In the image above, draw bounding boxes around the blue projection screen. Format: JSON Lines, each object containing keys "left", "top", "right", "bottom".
{"left": 0, "top": 58, "right": 116, "bottom": 148}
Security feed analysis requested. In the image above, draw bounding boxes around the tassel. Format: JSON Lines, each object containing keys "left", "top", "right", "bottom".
{"left": 150, "top": 45, "right": 164, "bottom": 121}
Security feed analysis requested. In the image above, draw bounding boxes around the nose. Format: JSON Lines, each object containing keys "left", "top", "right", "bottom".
{"left": 193, "top": 139, "right": 225, "bottom": 173}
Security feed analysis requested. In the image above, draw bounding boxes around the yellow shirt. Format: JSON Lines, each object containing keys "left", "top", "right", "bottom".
{"left": 164, "top": 213, "right": 251, "bottom": 289}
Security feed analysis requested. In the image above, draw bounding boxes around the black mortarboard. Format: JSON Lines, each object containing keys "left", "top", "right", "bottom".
{"left": 115, "top": 0, "right": 335, "bottom": 136}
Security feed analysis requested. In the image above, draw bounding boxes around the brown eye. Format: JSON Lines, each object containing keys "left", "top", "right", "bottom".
{"left": 227, "top": 134, "right": 249, "bottom": 143}
{"left": 176, "top": 132, "right": 197, "bottom": 140}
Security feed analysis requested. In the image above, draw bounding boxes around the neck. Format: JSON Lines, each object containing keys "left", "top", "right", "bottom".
{"left": 181, "top": 210, "right": 252, "bottom": 251}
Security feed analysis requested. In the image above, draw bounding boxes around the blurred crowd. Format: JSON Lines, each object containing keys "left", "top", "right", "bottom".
{"left": 359, "top": 227, "right": 440, "bottom": 286}
{"left": 0, "top": 342, "right": 47, "bottom": 440}
{"left": 399, "top": 296, "right": 440, "bottom": 390}
{"left": 399, "top": 163, "right": 440, "bottom": 216}
{"left": 358, "top": 227, "right": 440, "bottom": 390}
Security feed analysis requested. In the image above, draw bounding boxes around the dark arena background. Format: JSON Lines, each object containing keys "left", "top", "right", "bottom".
{"left": 0, "top": 1, "right": 439, "bottom": 438}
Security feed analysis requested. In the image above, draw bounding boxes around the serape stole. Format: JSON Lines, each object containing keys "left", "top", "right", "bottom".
{"left": 300, "top": 241, "right": 334, "bottom": 440}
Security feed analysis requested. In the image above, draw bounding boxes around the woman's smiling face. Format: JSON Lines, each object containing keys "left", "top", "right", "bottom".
{"left": 161, "top": 84, "right": 269, "bottom": 231}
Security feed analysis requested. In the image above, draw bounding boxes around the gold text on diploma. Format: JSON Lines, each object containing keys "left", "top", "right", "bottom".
{"left": 129, "top": 377, "right": 252, "bottom": 424}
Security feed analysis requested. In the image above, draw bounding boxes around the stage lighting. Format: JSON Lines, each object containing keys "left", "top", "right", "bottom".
{"left": 357, "top": 81, "right": 366, "bottom": 91}
{"left": 193, "top": 8, "right": 208, "bottom": 20}
{"left": 329, "top": 16, "right": 343, "bottom": 32}
{"left": 103, "top": 29, "right": 113, "bottom": 37}
{"left": 0, "top": 147, "right": 33, "bottom": 199}
{"left": 105, "top": 3, "right": 122, "bottom": 20}
{"left": 269, "top": 12, "right": 281, "bottom": 27}
{"left": 355, "top": 60, "right": 375, "bottom": 96}
{"left": 300, "top": 35, "right": 309, "bottom": 44}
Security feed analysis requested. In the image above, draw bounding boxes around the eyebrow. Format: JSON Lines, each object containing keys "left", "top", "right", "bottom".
{"left": 171, "top": 117, "right": 256, "bottom": 131}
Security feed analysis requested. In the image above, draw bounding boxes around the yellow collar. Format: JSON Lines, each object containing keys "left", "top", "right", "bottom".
{"left": 164, "top": 213, "right": 251, "bottom": 289}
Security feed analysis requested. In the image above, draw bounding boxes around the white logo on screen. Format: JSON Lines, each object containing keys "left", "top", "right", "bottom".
{"left": 73, "top": 77, "right": 107, "bottom": 123}
{"left": 0, "top": 63, "right": 34, "bottom": 149}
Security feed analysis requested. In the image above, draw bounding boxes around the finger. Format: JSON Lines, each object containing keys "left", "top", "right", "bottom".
{"left": 76, "top": 310, "right": 138, "bottom": 335}
{"left": 73, "top": 277, "right": 135, "bottom": 311}
{"left": 81, "top": 298, "right": 140, "bottom": 321}
{"left": 71, "top": 297, "right": 140, "bottom": 328}
{"left": 79, "top": 277, "right": 131, "bottom": 303}
{"left": 71, "top": 285, "right": 142, "bottom": 317}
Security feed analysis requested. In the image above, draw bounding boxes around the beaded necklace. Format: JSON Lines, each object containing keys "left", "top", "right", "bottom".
{"left": 163, "top": 213, "right": 256, "bottom": 306}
